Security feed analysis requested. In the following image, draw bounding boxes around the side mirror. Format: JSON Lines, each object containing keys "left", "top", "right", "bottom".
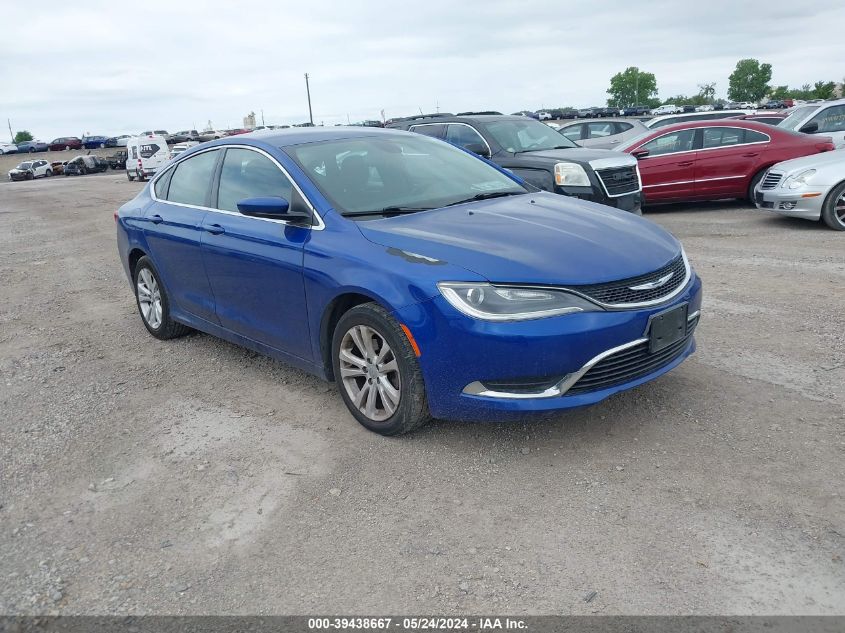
{"left": 799, "top": 121, "right": 819, "bottom": 134}
{"left": 463, "top": 142, "right": 491, "bottom": 158}
{"left": 236, "top": 196, "right": 309, "bottom": 223}
{"left": 632, "top": 149, "right": 650, "bottom": 159}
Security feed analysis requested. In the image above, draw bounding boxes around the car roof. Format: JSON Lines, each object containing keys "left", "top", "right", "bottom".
{"left": 237, "top": 126, "right": 419, "bottom": 147}
{"left": 642, "top": 119, "right": 784, "bottom": 134}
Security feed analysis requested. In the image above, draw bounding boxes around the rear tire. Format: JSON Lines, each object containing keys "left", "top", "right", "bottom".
{"left": 127, "top": 170, "right": 134, "bottom": 181}
{"left": 45, "top": 169, "right": 52, "bottom": 177}
{"left": 64, "top": 145, "right": 70, "bottom": 151}
{"left": 331, "top": 303, "right": 430, "bottom": 436}
{"left": 133, "top": 256, "right": 190, "bottom": 340}
{"left": 820, "top": 181, "right": 845, "bottom": 231}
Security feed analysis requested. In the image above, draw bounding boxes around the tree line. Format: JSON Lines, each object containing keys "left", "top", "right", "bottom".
{"left": 602, "top": 59, "right": 841, "bottom": 108}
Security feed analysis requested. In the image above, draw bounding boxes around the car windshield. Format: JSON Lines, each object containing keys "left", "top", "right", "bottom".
{"left": 483, "top": 119, "right": 578, "bottom": 152}
{"left": 16, "top": 162, "right": 33, "bottom": 169}
{"left": 778, "top": 105, "right": 820, "bottom": 131}
{"left": 286, "top": 134, "right": 528, "bottom": 216}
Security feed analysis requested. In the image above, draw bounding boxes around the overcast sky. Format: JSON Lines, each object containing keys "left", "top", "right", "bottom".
{"left": 2, "top": 0, "right": 844, "bottom": 141}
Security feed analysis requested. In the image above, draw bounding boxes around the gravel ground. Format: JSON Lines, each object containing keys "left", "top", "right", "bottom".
{"left": 0, "top": 175, "right": 843, "bottom": 616}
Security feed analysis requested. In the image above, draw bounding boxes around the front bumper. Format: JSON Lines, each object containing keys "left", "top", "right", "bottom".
{"left": 396, "top": 274, "right": 703, "bottom": 421}
{"left": 754, "top": 187, "right": 824, "bottom": 220}
{"left": 556, "top": 184, "right": 642, "bottom": 213}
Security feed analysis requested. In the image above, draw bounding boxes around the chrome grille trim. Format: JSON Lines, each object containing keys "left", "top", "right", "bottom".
{"left": 761, "top": 171, "right": 783, "bottom": 190}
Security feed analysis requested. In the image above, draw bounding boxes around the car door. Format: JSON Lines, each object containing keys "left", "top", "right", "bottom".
{"left": 200, "top": 146, "right": 312, "bottom": 360}
{"left": 633, "top": 128, "right": 699, "bottom": 202}
{"left": 143, "top": 149, "right": 220, "bottom": 323}
{"left": 805, "top": 104, "right": 845, "bottom": 147}
{"left": 694, "top": 126, "right": 768, "bottom": 198}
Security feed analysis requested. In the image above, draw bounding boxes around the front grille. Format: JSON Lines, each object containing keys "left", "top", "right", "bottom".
{"left": 567, "top": 314, "right": 699, "bottom": 395}
{"left": 595, "top": 166, "right": 640, "bottom": 196}
{"left": 568, "top": 255, "right": 687, "bottom": 306}
{"left": 761, "top": 171, "right": 782, "bottom": 190}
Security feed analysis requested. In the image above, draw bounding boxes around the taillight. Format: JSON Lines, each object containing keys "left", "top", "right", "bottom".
{"left": 113, "top": 211, "right": 119, "bottom": 223}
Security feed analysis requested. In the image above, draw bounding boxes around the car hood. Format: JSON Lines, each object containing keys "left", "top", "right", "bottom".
{"left": 357, "top": 193, "right": 680, "bottom": 285}
{"left": 769, "top": 147, "right": 845, "bottom": 173}
{"left": 520, "top": 147, "right": 637, "bottom": 168}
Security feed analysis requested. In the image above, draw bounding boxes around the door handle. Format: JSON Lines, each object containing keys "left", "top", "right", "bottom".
{"left": 204, "top": 223, "right": 225, "bottom": 235}
{"left": 676, "top": 161, "right": 694, "bottom": 167}
{"left": 742, "top": 152, "right": 759, "bottom": 158}
{"left": 149, "top": 214, "right": 163, "bottom": 224}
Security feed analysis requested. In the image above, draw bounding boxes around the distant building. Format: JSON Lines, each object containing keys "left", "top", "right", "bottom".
{"left": 835, "top": 83, "right": 843, "bottom": 98}
{"left": 243, "top": 112, "right": 256, "bottom": 130}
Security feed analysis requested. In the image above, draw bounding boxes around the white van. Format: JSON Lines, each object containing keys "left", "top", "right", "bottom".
{"left": 126, "top": 134, "right": 169, "bottom": 181}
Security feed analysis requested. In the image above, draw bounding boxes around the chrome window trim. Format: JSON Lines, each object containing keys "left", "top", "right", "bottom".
{"left": 410, "top": 122, "right": 494, "bottom": 158}
{"left": 149, "top": 144, "right": 325, "bottom": 230}
{"left": 463, "top": 309, "right": 700, "bottom": 399}
{"left": 636, "top": 126, "right": 771, "bottom": 159}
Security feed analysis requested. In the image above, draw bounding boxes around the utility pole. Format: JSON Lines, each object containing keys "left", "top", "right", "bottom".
{"left": 304, "top": 73, "right": 313, "bottom": 125}
{"left": 7, "top": 119, "right": 12, "bottom": 142}
{"left": 261, "top": 109, "right": 265, "bottom": 126}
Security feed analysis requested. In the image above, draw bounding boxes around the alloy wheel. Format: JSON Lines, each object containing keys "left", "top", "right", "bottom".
{"left": 339, "top": 325, "right": 401, "bottom": 422}
{"left": 136, "top": 268, "right": 163, "bottom": 329}
{"left": 836, "top": 191, "right": 845, "bottom": 226}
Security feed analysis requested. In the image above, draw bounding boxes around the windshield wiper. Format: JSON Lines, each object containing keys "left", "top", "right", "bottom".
{"left": 343, "top": 206, "right": 433, "bottom": 217}
{"left": 444, "top": 191, "right": 526, "bottom": 207}
{"left": 515, "top": 145, "right": 573, "bottom": 154}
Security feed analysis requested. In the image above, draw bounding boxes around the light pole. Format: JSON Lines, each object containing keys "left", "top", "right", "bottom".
{"left": 635, "top": 68, "right": 639, "bottom": 106}
{"left": 304, "top": 73, "right": 313, "bottom": 125}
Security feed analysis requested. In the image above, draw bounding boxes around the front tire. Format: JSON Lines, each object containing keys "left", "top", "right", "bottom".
{"left": 332, "top": 303, "right": 430, "bottom": 436}
{"left": 133, "top": 256, "right": 190, "bottom": 340}
{"left": 747, "top": 169, "right": 766, "bottom": 202}
{"left": 820, "top": 181, "right": 845, "bottom": 231}
{"left": 45, "top": 169, "right": 52, "bottom": 177}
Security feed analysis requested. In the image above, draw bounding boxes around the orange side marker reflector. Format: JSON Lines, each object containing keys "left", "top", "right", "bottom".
{"left": 400, "top": 324, "right": 421, "bottom": 357}
{"left": 801, "top": 192, "right": 821, "bottom": 198}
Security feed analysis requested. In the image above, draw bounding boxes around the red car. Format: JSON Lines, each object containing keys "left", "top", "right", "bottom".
{"left": 617, "top": 120, "right": 835, "bottom": 204}
{"left": 48, "top": 137, "right": 82, "bottom": 151}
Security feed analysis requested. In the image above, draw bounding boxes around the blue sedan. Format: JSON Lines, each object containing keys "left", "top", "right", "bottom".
{"left": 115, "top": 127, "right": 702, "bottom": 435}
{"left": 15, "top": 140, "right": 49, "bottom": 153}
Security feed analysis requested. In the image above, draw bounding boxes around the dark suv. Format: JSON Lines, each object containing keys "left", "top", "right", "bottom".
{"left": 388, "top": 114, "right": 642, "bottom": 213}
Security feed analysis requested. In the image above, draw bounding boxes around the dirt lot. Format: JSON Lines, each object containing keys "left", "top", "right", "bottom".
{"left": 0, "top": 174, "right": 843, "bottom": 616}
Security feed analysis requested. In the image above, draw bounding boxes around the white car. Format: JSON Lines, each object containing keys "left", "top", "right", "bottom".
{"left": 112, "top": 135, "right": 133, "bottom": 147}
{"left": 695, "top": 104, "right": 715, "bottom": 112}
{"left": 537, "top": 111, "right": 552, "bottom": 120}
{"left": 754, "top": 149, "right": 845, "bottom": 231}
{"left": 778, "top": 98, "right": 845, "bottom": 149}
{"left": 0, "top": 141, "right": 19, "bottom": 155}
{"left": 169, "top": 141, "right": 199, "bottom": 159}
{"left": 8, "top": 159, "right": 52, "bottom": 181}
{"left": 197, "top": 130, "right": 226, "bottom": 142}
{"left": 650, "top": 104, "right": 683, "bottom": 116}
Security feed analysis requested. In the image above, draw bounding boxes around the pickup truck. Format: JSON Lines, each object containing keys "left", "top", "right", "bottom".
{"left": 388, "top": 114, "right": 643, "bottom": 214}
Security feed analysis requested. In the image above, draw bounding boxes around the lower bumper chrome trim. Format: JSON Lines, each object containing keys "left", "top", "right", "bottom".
{"left": 463, "top": 310, "right": 700, "bottom": 400}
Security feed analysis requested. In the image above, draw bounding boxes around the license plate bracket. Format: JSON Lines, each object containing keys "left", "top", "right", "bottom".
{"left": 648, "top": 303, "right": 688, "bottom": 353}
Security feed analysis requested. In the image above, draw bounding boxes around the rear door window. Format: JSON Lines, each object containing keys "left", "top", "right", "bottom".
{"left": 166, "top": 150, "right": 219, "bottom": 206}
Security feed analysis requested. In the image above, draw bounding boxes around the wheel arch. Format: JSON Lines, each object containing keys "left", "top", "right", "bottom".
{"left": 319, "top": 291, "right": 388, "bottom": 381}
{"left": 128, "top": 247, "right": 147, "bottom": 277}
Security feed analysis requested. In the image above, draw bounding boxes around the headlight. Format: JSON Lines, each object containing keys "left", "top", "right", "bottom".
{"left": 438, "top": 282, "right": 602, "bottom": 321}
{"left": 783, "top": 169, "right": 816, "bottom": 189}
{"left": 554, "top": 162, "right": 590, "bottom": 187}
